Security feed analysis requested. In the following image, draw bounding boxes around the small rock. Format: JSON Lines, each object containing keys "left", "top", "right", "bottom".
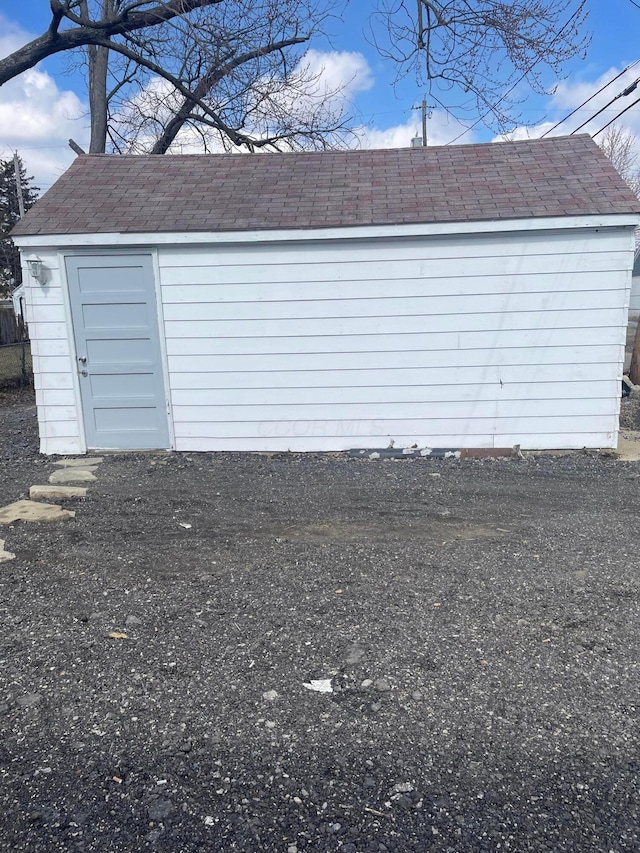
{"left": 412, "top": 691, "right": 423, "bottom": 701}
{"left": 345, "top": 644, "right": 366, "bottom": 665}
{"left": 361, "top": 679, "right": 373, "bottom": 688}
{"left": 147, "top": 799, "right": 174, "bottom": 821}
{"left": 392, "top": 782, "right": 414, "bottom": 794}
{"left": 125, "top": 615, "right": 142, "bottom": 626}
{"left": 287, "top": 846, "right": 298, "bottom": 853}
{"left": 262, "top": 690, "right": 278, "bottom": 701}
{"left": 373, "top": 677, "right": 391, "bottom": 692}
{"left": 16, "top": 693, "right": 43, "bottom": 708}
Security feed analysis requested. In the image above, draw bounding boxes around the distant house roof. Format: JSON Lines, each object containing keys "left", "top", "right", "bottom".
{"left": 11, "top": 134, "right": 640, "bottom": 238}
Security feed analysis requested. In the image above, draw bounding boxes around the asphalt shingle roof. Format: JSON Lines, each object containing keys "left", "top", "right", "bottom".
{"left": 11, "top": 135, "right": 640, "bottom": 237}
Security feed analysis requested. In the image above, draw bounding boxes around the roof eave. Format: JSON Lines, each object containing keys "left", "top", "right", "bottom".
{"left": 11, "top": 212, "right": 640, "bottom": 250}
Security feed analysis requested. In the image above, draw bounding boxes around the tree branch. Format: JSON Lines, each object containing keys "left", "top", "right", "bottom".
{"left": 90, "top": 33, "right": 252, "bottom": 146}
{"left": 150, "top": 35, "right": 308, "bottom": 153}
{"left": 0, "top": 0, "right": 225, "bottom": 86}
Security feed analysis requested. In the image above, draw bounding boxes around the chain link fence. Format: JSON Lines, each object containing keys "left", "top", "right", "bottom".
{"left": 0, "top": 301, "right": 32, "bottom": 391}
{"left": 0, "top": 340, "right": 32, "bottom": 390}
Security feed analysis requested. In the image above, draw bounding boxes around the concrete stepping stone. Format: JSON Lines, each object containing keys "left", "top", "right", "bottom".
{"left": 0, "top": 500, "right": 75, "bottom": 524}
{"left": 49, "top": 468, "right": 97, "bottom": 485}
{"left": 52, "top": 457, "right": 103, "bottom": 468}
{"left": 0, "top": 539, "right": 15, "bottom": 563}
{"left": 30, "top": 485, "right": 88, "bottom": 501}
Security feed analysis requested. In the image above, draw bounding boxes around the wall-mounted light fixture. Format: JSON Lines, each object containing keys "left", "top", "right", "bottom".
{"left": 26, "top": 258, "right": 47, "bottom": 285}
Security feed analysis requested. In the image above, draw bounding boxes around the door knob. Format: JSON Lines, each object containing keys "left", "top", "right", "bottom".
{"left": 78, "top": 356, "right": 87, "bottom": 363}
{"left": 80, "top": 369, "right": 88, "bottom": 377}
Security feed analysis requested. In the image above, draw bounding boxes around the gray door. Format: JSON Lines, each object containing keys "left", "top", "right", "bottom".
{"left": 66, "top": 254, "right": 170, "bottom": 450}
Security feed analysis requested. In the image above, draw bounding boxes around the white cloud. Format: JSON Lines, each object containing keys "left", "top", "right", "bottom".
{"left": 358, "top": 110, "right": 477, "bottom": 149}
{"left": 301, "top": 49, "right": 374, "bottom": 102}
{"left": 0, "top": 14, "right": 88, "bottom": 192}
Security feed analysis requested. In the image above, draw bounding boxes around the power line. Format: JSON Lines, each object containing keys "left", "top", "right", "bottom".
{"left": 591, "top": 94, "right": 640, "bottom": 137}
{"left": 540, "top": 59, "right": 640, "bottom": 137}
{"left": 569, "top": 75, "right": 640, "bottom": 135}
{"left": 0, "top": 144, "right": 72, "bottom": 151}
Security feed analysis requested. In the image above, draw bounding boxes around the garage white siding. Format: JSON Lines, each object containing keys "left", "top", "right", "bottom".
{"left": 158, "top": 227, "right": 632, "bottom": 452}
{"left": 21, "top": 250, "right": 83, "bottom": 455}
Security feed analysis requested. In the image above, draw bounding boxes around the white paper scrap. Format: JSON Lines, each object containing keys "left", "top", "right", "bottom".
{"left": 302, "top": 679, "right": 333, "bottom": 693}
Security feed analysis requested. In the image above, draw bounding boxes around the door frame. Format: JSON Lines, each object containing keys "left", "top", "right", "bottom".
{"left": 59, "top": 248, "right": 174, "bottom": 452}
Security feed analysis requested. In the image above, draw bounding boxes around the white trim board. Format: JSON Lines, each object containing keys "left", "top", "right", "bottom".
{"left": 12, "top": 214, "right": 640, "bottom": 250}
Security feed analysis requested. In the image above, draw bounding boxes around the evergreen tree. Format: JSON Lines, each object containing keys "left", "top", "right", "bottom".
{"left": 0, "top": 157, "right": 39, "bottom": 297}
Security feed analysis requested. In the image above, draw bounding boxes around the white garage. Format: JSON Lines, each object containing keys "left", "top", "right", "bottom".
{"left": 11, "top": 135, "right": 640, "bottom": 455}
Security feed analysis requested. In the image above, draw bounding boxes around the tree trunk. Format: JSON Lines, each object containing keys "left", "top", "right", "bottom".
{"left": 150, "top": 39, "right": 305, "bottom": 154}
{"left": 151, "top": 96, "right": 196, "bottom": 154}
{"left": 83, "top": 0, "right": 111, "bottom": 154}
{"left": 88, "top": 41, "right": 110, "bottom": 153}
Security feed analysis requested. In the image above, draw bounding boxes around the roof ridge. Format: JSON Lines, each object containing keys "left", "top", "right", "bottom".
{"left": 72, "top": 133, "right": 597, "bottom": 160}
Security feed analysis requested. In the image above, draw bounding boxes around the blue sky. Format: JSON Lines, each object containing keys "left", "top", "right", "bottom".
{"left": 1, "top": 0, "right": 639, "bottom": 190}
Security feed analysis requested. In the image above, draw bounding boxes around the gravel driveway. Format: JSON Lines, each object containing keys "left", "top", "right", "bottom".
{"left": 0, "top": 398, "right": 638, "bottom": 852}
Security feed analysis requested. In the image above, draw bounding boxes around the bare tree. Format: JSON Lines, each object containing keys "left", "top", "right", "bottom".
{"left": 96, "top": 0, "right": 354, "bottom": 153}
{"left": 0, "top": 0, "right": 351, "bottom": 153}
{"left": 370, "top": 0, "right": 590, "bottom": 133}
{"left": 599, "top": 125, "right": 640, "bottom": 198}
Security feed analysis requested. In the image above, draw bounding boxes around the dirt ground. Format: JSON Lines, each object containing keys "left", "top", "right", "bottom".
{"left": 0, "top": 396, "right": 639, "bottom": 852}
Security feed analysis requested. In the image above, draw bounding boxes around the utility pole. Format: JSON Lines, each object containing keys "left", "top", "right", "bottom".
{"left": 13, "top": 152, "right": 25, "bottom": 218}
{"left": 412, "top": 98, "right": 431, "bottom": 146}
{"left": 421, "top": 97, "right": 427, "bottom": 147}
